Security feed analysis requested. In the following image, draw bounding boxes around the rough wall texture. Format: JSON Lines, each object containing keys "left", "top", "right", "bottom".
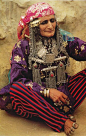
{"left": 0, "top": 0, "right": 86, "bottom": 89}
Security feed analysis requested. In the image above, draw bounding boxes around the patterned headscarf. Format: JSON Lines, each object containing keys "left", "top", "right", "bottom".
{"left": 17, "top": 2, "right": 55, "bottom": 39}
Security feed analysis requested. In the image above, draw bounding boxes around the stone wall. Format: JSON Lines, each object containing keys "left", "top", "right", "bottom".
{"left": 0, "top": 0, "right": 86, "bottom": 89}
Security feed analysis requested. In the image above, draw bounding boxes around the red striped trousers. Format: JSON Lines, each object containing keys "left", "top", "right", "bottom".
{"left": 68, "top": 69, "right": 86, "bottom": 109}
{"left": 10, "top": 69, "right": 86, "bottom": 132}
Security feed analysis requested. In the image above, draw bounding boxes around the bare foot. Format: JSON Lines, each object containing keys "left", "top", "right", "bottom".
{"left": 64, "top": 119, "right": 78, "bottom": 136}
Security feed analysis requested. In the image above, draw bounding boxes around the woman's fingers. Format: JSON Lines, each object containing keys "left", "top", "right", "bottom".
{"left": 60, "top": 97, "right": 67, "bottom": 104}
{"left": 62, "top": 93, "right": 69, "bottom": 100}
{"left": 49, "top": 88, "right": 69, "bottom": 104}
{"left": 58, "top": 93, "right": 69, "bottom": 104}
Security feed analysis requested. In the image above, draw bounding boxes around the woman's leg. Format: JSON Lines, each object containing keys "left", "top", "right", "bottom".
{"left": 10, "top": 82, "right": 68, "bottom": 132}
{"left": 68, "top": 69, "right": 86, "bottom": 109}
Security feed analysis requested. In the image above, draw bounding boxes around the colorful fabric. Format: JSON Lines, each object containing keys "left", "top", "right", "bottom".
{"left": 66, "top": 37, "right": 86, "bottom": 61}
{"left": 9, "top": 69, "right": 86, "bottom": 132}
{"left": 0, "top": 37, "right": 86, "bottom": 112}
{"left": 10, "top": 82, "right": 67, "bottom": 132}
{"left": 17, "top": 2, "right": 55, "bottom": 39}
{"left": 59, "top": 29, "right": 74, "bottom": 41}
{"left": 68, "top": 69, "right": 86, "bottom": 109}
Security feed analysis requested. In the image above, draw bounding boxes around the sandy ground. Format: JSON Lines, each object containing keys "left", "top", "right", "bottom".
{"left": 0, "top": 99, "right": 86, "bottom": 136}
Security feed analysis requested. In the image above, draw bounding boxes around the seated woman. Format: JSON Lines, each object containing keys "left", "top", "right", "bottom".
{"left": 0, "top": 2, "right": 86, "bottom": 136}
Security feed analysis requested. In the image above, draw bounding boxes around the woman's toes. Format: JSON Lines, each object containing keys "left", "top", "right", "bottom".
{"left": 64, "top": 119, "right": 78, "bottom": 135}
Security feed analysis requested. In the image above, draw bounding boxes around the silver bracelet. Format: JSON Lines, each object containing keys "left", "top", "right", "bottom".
{"left": 44, "top": 89, "right": 47, "bottom": 97}
{"left": 40, "top": 88, "right": 50, "bottom": 98}
{"left": 46, "top": 88, "right": 50, "bottom": 98}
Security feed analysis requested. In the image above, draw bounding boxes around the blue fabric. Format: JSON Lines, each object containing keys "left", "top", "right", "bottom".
{"left": 60, "top": 29, "right": 74, "bottom": 41}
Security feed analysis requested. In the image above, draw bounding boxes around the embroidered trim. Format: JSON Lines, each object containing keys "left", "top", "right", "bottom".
{"left": 14, "top": 55, "right": 21, "bottom": 62}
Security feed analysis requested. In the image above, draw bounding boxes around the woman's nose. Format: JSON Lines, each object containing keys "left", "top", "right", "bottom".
{"left": 47, "top": 21, "right": 53, "bottom": 29}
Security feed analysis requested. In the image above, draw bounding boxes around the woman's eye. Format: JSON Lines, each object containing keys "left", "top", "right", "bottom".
{"left": 40, "top": 18, "right": 56, "bottom": 25}
{"left": 50, "top": 18, "right": 56, "bottom": 23}
{"left": 41, "top": 20, "right": 48, "bottom": 25}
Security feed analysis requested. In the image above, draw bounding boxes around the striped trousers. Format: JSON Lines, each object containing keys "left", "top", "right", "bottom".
{"left": 10, "top": 69, "right": 86, "bottom": 132}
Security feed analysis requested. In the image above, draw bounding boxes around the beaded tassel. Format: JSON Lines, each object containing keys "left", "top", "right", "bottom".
{"left": 57, "top": 61, "right": 66, "bottom": 85}
{"left": 46, "top": 71, "right": 57, "bottom": 89}
{"left": 32, "top": 63, "right": 42, "bottom": 85}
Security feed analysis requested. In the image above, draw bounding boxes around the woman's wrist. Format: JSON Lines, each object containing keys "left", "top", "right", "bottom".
{"left": 40, "top": 88, "right": 50, "bottom": 98}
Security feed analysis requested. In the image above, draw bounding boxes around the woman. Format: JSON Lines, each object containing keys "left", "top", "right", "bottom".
{"left": 0, "top": 2, "right": 86, "bottom": 136}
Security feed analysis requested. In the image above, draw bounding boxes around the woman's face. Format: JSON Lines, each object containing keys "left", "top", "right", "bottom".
{"left": 39, "top": 15, "right": 56, "bottom": 37}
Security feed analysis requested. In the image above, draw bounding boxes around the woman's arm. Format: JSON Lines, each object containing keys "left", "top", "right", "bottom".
{"left": 10, "top": 39, "right": 30, "bottom": 84}
{"left": 66, "top": 37, "right": 86, "bottom": 61}
{"left": 10, "top": 39, "right": 45, "bottom": 94}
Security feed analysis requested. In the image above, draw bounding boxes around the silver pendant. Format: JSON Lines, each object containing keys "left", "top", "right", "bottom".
{"left": 46, "top": 71, "right": 57, "bottom": 88}
{"left": 51, "top": 45, "right": 58, "bottom": 56}
{"left": 37, "top": 47, "right": 47, "bottom": 58}
{"left": 57, "top": 61, "right": 66, "bottom": 85}
{"left": 44, "top": 53, "right": 55, "bottom": 64}
{"left": 32, "top": 65, "right": 42, "bottom": 85}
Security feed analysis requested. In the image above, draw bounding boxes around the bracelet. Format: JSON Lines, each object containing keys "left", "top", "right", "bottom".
{"left": 44, "top": 89, "right": 47, "bottom": 97}
{"left": 40, "top": 90, "right": 43, "bottom": 95}
{"left": 46, "top": 88, "right": 50, "bottom": 98}
{"left": 40, "top": 88, "right": 50, "bottom": 98}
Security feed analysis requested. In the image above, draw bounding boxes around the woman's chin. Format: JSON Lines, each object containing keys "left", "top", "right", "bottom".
{"left": 43, "top": 33, "right": 54, "bottom": 38}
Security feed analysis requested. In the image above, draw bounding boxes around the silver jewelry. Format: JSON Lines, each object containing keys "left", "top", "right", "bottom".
{"left": 57, "top": 61, "right": 66, "bottom": 85}
{"left": 46, "top": 71, "right": 57, "bottom": 89}
{"left": 43, "top": 88, "right": 50, "bottom": 98}
{"left": 44, "top": 89, "right": 47, "bottom": 97}
{"left": 54, "top": 101, "right": 62, "bottom": 107}
{"left": 37, "top": 47, "right": 47, "bottom": 58}
{"left": 46, "top": 88, "right": 50, "bottom": 98}
{"left": 32, "top": 65, "right": 42, "bottom": 85}
{"left": 44, "top": 53, "right": 55, "bottom": 64}
{"left": 72, "top": 122, "right": 79, "bottom": 129}
{"left": 65, "top": 99, "right": 70, "bottom": 105}
{"left": 58, "top": 100, "right": 62, "bottom": 105}
{"left": 28, "top": 22, "right": 69, "bottom": 90}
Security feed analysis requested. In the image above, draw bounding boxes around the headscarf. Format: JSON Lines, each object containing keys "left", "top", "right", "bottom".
{"left": 17, "top": 2, "right": 55, "bottom": 39}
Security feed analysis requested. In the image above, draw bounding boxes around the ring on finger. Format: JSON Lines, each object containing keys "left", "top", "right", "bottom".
{"left": 71, "top": 127, "right": 75, "bottom": 133}
{"left": 58, "top": 100, "right": 62, "bottom": 105}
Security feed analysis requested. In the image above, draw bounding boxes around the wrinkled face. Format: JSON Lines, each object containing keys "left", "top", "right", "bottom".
{"left": 39, "top": 15, "right": 56, "bottom": 37}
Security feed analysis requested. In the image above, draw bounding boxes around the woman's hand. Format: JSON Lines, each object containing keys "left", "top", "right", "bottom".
{"left": 49, "top": 88, "right": 69, "bottom": 104}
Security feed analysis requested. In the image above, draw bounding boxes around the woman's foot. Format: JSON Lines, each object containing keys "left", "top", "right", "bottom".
{"left": 64, "top": 119, "right": 79, "bottom": 136}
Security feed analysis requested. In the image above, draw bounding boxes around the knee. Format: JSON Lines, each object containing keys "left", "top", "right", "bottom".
{"left": 10, "top": 82, "right": 23, "bottom": 93}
